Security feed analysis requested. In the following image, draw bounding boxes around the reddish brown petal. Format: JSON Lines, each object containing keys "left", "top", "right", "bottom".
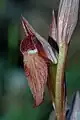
{"left": 23, "top": 52, "right": 48, "bottom": 106}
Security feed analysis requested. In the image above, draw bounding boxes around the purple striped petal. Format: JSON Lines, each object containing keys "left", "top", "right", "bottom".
{"left": 58, "top": 0, "right": 79, "bottom": 43}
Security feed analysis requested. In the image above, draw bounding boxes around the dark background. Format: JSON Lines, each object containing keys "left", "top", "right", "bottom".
{"left": 0, "top": 0, "right": 80, "bottom": 120}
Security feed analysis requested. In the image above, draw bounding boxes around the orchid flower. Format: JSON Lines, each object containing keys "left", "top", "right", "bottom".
{"left": 20, "top": 0, "right": 79, "bottom": 119}
{"left": 20, "top": 16, "right": 58, "bottom": 107}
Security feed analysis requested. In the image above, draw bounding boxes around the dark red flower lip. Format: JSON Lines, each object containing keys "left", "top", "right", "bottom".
{"left": 20, "top": 37, "right": 37, "bottom": 55}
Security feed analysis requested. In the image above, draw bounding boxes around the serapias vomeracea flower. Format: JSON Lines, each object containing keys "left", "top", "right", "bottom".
{"left": 20, "top": 1, "right": 79, "bottom": 120}
{"left": 20, "top": 16, "right": 58, "bottom": 107}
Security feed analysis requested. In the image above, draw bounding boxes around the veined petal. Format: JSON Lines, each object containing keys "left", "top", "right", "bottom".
{"left": 21, "top": 16, "right": 58, "bottom": 64}
{"left": 23, "top": 52, "right": 48, "bottom": 106}
{"left": 65, "top": 0, "right": 79, "bottom": 43}
{"left": 20, "top": 17, "right": 49, "bottom": 107}
{"left": 58, "top": 0, "right": 79, "bottom": 43}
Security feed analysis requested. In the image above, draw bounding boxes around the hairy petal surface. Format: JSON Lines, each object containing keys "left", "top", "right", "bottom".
{"left": 23, "top": 52, "right": 48, "bottom": 106}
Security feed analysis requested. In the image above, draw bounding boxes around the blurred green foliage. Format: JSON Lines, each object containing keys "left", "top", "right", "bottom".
{"left": 8, "top": 23, "right": 19, "bottom": 66}
{"left": 0, "top": 0, "right": 6, "bottom": 15}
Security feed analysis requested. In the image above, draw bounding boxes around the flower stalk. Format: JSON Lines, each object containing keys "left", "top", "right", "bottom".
{"left": 55, "top": 41, "right": 68, "bottom": 120}
{"left": 54, "top": 0, "right": 79, "bottom": 119}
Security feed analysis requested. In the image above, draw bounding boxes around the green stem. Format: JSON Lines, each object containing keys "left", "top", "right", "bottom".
{"left": 55, "top": 41, "right": 68, "bottom": 120}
